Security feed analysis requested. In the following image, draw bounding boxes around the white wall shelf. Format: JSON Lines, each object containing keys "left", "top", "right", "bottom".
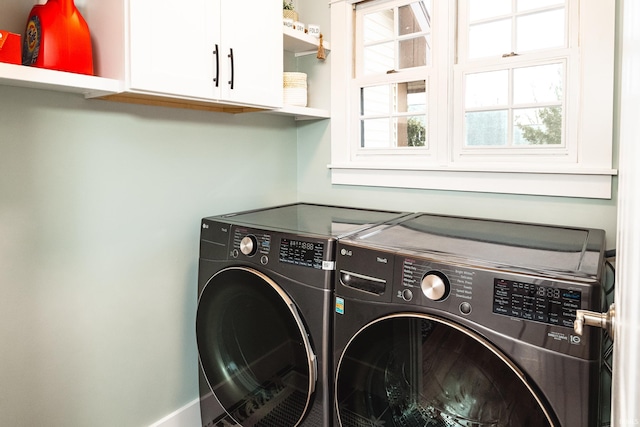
{"left": 283, "top": 26, "right": 330, "bottom": 57}
{"left": 0, "top": 62, "right": 122, "bottom": 97}
{"left": 280, "top": 27, "right": 330, "bottom": 119}
{"left": 268, "top": 104, "right": 330, "bottom": 120}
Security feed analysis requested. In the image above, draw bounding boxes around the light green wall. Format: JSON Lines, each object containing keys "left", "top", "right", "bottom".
{"left": 296, "top": 118, "right": 618, "bottom": 250}
{"left": 0, "top": 85, "right": 298, "bottom": 426}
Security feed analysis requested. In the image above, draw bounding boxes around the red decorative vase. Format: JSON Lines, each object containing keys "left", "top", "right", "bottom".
{"left": 22, "top": 0, "right": 94, "bottom": 75}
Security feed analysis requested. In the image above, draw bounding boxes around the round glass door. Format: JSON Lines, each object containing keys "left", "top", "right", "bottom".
{"left": 196, "top": 267, "right": 316, "bottom": 426}
{"left": 336, "top": 314, "right": 556, "bottom": 427}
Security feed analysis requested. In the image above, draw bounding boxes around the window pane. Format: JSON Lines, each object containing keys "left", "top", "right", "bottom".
{"left": 360, "top": 80, "right": 427, "bottom": 149}
{"left": 362, "top": 118, "right": 392, "bottom": 148}
{"left": 465, "top": 70, "right": 508, "bottom": 108}
{"left": 396, "top": 81, "right": 426, "bottom": 113}
{"left": 469, "top": 19, "right": 511, "bottom": 59}
{"left": 399, "top": 115, "right": 427, "bottom": 147}
{"left": 364, "top": 9, "right": 394, "bottom": 43}
{"left": 362, "top": 81, "right": 426, "bottom": 115}
{"left": 514, "top": 107, "right": 562, "bottom": 145}
{"left": 399, "top": 2, "right": 432, "bottom": 36}
{"left": 399, "top": 36, "right": 429, "bottom": 68}
{"left": 364, "top": 42, "right": 395, "bottom": 75}
{"left": 403, "top": 80, "right": 427, "bottom": 113}
{"left": 469, "top": 0, "right": 511, "bottom": 21}
{"left": 362, "top": 85, "right": 390, "bottom": 115}
{"left": 465, "top": 110, "right": 508, "bottom": 146}
{"left": 517, "top": 0, "right": 564, "bottom": 13}
{"left": 517, "top": 10, "right": 565, "bottom": 52}
{"left": 513, "top": 64, "right": 563, "bottom": 105}
{"left": 362, "top": 1, "right": 431, "bottom": 75}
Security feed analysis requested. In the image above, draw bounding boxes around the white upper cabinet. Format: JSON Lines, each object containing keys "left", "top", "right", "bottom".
{"left": 128, "top": 0, "right": 218, "bottom": 100}
{"left": 218, "top": 1, "right": 283, "bottom": 107}
{"left": 126, "top": 0, "right": 282, "bottom": 108}
{"left": 127, "top": 0, "right": 282, "bottom": 108}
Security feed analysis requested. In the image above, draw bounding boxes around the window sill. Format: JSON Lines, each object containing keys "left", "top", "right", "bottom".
{"left": 328, "top": 165, "right": 617, "bottom": 199}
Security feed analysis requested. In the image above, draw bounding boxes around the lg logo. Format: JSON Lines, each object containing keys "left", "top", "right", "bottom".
{"left": 340, "top": 248, "right": 353, "bottom": 256}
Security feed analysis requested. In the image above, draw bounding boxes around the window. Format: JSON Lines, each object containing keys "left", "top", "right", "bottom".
{"left": 358, "top": 2, "right": 430, "bottom": 150}
{"left": 329, "top": 0, "right": 616, "bottom": 198}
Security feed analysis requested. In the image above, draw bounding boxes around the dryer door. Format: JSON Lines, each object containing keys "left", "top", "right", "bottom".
{"left": 196, "top": 266, "right": 317, "bottom": 426}
{"left": 336, "top": 313, "right": 557, "bottom": 427}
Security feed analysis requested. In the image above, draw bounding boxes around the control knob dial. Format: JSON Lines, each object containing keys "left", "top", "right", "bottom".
{"left": 240, "top": 235, "right": 258, "bottom": 256}
{"left": 421, "top": 271, "right": 450, "bottom": 301}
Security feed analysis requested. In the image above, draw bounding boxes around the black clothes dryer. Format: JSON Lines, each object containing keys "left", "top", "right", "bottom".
{"left": 333, "top": 213, "right": 607, "bottom": 427}
{"left": 196, "top": 203, "right": 408, "bottom": 427}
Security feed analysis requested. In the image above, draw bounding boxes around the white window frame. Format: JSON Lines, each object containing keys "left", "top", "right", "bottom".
{"left": 328, "top": 0, "right": 617, "bottom": 198}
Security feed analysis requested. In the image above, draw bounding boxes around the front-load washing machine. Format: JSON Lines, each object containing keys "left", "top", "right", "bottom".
{"left": 196, "top": 203, "right": 409, "bottom": 427}
{"left": 333, "top": 213, "right": 606, "bottom": 427}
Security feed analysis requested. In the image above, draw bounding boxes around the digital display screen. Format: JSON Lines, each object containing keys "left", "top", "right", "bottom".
{"left": 493, "top": 278, "right": 582, "bottom": 328}
{"left": 280, "top": 238, "right": 325, "bottom": 269}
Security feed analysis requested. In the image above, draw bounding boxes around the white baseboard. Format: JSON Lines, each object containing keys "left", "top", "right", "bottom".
{"left": 149, "top": 398, "right": 200, "bottom": 427}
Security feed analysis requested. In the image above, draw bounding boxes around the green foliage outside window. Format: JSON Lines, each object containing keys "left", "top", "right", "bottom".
{"left": 517, "top": 106, "right": 562, "bottom": 145}
{"left": 407, "top": 117, "right": 426, "bottom": 147}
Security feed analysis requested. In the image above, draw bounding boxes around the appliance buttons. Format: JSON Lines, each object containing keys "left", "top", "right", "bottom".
{"left": 402, "top": 289, "right": 413, "bottom": 301}
{"left": 460, "top": 302, "right": 472, "bottom": 315}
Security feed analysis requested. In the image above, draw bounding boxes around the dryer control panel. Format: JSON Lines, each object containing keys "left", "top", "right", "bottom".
{"left": 279, "top": 238, "right": 325, "bottom": 269}
{"left": 229, "top": 226, "right": 331, "bottom": 271}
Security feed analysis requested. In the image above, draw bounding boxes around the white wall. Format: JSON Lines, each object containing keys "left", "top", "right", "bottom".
{"left": 0, "top": 85, "right": 298, "bottom": 426}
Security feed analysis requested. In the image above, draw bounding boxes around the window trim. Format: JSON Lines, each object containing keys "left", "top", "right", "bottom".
{"left": 328, "top": 0, "right": 617, "bottom": 199}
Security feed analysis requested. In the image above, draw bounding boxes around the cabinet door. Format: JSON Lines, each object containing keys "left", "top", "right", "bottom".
{"left": 129, "top": 0, "right": 219, "bottom": 99}
{"left": 218, "top": 0, "right": 282, "bottom": 108}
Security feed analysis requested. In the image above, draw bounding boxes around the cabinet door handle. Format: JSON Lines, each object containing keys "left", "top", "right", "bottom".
{"left": 213, "top": 44, "right": 219, "bottom": 87}
{"left": 228, "top": 48, "right": 234, "bottom": 89}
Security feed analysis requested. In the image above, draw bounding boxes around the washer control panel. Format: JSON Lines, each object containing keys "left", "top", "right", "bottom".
{"left": 397, "top": 255, "right": 598, "bottom": 358}
{"left": 493, "top": 278, "right": 581, "bottom": 329}
{"left": 400, "top": 258, "right": 475, "bottom": 304}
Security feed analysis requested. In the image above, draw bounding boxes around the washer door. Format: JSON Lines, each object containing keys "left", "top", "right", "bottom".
{"left": 196, "top": 267, "right": 316, "bottom": 426}
{"left": 336, "top": 314, "right": 557, "bottom": 427}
